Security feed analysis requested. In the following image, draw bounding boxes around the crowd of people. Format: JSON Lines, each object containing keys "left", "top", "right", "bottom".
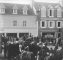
{"left": 1, "top": 34, "right": 63, "bottom": 60}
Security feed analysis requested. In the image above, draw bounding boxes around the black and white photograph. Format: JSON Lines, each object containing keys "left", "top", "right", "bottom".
{"left": 0, "top": 0, "right": 63, "bottom": 60}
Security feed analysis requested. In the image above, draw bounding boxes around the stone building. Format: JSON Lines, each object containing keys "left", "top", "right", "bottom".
{"left": 32, "top": 0, "right": 63, "bottom": 38}
{"left": 0, "top": 3, "right": 38, "bottom": 38}
{"left": 0, "top": 0, "right": 63, "bottom": 39}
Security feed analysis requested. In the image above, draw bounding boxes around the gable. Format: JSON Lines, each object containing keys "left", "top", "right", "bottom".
{"left": 34, "top": 2, "right": 61, "bottom": 11}
{"left": 48, "top": 4, "right": 54, "bottom": 9}
{"left": 41, "top": 6, "right": 46, "bottom": 10}
{"left": 12, "top": 4, "right": 18, "bottom": 9}
{"left": 0, "top": 3, "right": 6, "bottom": 8}
{"left": 57, "top": 7, "right": 62, "bottom": 10}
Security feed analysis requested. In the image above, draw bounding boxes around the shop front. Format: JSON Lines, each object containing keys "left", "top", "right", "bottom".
{"left": 40, "top": 31, "right": 57, "bottom": 44}
{"left": 42, "top": 32, "right": 55, "bottom": 38}
{"left": 7, "top": 33, "right": 17, "bottom": 37}
{"left": 19, "top": 33, "right": 29, "bottom": 37}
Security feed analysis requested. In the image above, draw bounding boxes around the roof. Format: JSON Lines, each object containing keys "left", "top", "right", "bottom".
{"left": 0, "top": 3, "right": 35, "bottom": 15}
{"left": 34, "top": 2, "right": 62, "bottom": 11}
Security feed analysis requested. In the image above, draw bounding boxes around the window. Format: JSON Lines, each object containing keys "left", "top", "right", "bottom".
{"left": 13, "top": 21, "right": 17, "bottom": 26}
{"left": 0, "top": 8, "right": 5, "bottom": 14}
{"left": 48, "top": 6, "right": 54, "bottom": 17}
{"left": 42, "top": 21, "right": 45, "bottom": 27}
{"left": 23, "top": 10, "right": 27, "bottom": 15}
{"left": 50, "top": 22, "right": 52, "bottom": 27}
{"left": 13, "top": 9, "right": 17, "bottom": 14}
{"left": 57, "top": 7, "right": 62, "bottom": 17}
{"left": 40, "top": 21, "right": 47, "bottom": 28}
{"left": 23, "top": 21, "right": 27, "bottom": 27}
{"left": 48, "top": 21, "right": 55, "bottom": 28}
{"left": 41, "top": 6, "right": 46, "bottom": 17}
{"left": 12, "top": 5, "right": 18, "bottom": 14}
{"left": 50, "top": 10, "right": 52, "bottom": 16}
{"left": 0, "top": 4, "right": 5, "bottom": 14}
{"left": 22, "top": 5, "right": 28, "bottom": 15}
{"left": 58, "top": 22, "right": 60, "bottom": 27}
{"left": 57, "top": 21, "right": 62, "bottom": 28}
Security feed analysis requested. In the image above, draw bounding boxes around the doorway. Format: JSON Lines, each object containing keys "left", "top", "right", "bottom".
{"left": 7, "top": 33, "right": 17, "bottom": 37}
{"left": 19, "top": 33, "right": 29, "bottom": 37}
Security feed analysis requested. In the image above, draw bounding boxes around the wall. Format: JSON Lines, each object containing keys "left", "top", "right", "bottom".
{"left": 0, "top": 15, "right": 38, "bottom": 37}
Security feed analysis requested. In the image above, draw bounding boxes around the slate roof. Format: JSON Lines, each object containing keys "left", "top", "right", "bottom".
{"left": 34, "top": 2, "right": 62, "bottom": 11}
{"left": 0, "top": 3, "right": 35, "bottom": 15}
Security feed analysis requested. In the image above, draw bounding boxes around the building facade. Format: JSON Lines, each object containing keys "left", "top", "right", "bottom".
{"left": 0, "top": 0, "right": 63, "bottom": 39}
{"left": 33, "top": 0, "right": 63, "bottom": 38}
{"left": 0, "top": 3, "right": 38, "bottom": 38}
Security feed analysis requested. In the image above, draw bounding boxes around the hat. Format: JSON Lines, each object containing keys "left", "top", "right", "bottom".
{"left": 37, "top": 43, "right": 39, "bottom": 45}
{"left": 42, "top": 43, "right": 45, "bottom": 46}
{"left": 44, "top": 43, "right": 47, "bottom": 46}
{"left": 30, "top": 41, "right": 34, "bottom": 44}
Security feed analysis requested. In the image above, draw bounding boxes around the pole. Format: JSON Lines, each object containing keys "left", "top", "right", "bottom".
{"left": 0, "top": 33, "right": 2, "bottom": 53}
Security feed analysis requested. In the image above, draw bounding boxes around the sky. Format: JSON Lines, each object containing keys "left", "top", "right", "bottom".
{"left": 0, "top": 0, "right": 61, "bottom": 4}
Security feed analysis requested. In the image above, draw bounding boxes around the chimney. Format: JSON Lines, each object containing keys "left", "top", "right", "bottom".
{"left": 30, "top": 0, "right": 35, "bottom": 8}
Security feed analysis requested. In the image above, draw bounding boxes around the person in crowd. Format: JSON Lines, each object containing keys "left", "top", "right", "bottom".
{"left": 61, "top": 45, "right": 63, "bottom": 60}
{"left": 56, "top": 38, "right": 59, "bottom": 45}
{"left": 38, "top": 48, "right": 46, "bottom": 60}
{"left": 36, "top": 43, "right": 41, "bottom": 52}
{"left": 1, "top": 34, "right": 5, "bottom": 43}
{"left": 7, "top": 41, "right": 13, "bottom": 60}
{"left": 2, "top": 36, "right": 8, "bottom": 58}
{"left": 49, "top": 48, "right": 54, "bottom": 53}
{"left": 2, "top": 35, "right": 63, "bottom": 60}
{"left": 16, "top": 37, "right": 19, "bottom": 41}
{"left": 53, "top": 38, "right": 56, "bottom": 45}
{"left": 58, "top": 37, "right": 61, "bottom": 46}
{"left": 43, "top": 43, "right": 50, "bottom": 55}
{"left": 21, "top": 43, "right": 25, "bottom": 50}
{"left": 41, "top": 36, "right": 44, "bottom": 43}
{"left": 19, "top": 43, "right": 22, "bottom": 52}
{"left": 4, "top": 43, "right": 8, "bottom": 58}
{"left": 29, "top": 41, "right": 37, "bottom": 57}
{"left": 53, "top": 45, "right": 59, "bottom": 60}
{"left": 29, "top": 33, "right": 32, "bottom": 37}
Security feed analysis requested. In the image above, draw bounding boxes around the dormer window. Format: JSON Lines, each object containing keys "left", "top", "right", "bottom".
{"left": 41, "top": 6, "right": 46, "bottom": 17}
{"left": 13, "top": 9, "right": 17, "bottom": 14}
{"left": 22, "top": 5, "right": 28, "bottom": 15}
{"left": 57, "top": 7, "right": 62, "bottom": 17}
{"left": 0, "top": 8, "right": 5, "bottom": 14}
{"left": 12, "top": 5, "right": 18, "bottom": 14}
{"left": 23, "top": 10, "right": 27, "bottom": 14}
{"left": 0, "top": 4, "right": 6, "bottom": 14}
{"left": 50, "top": 10, "right": 52, "bottom": 16}
{"left": 48, "top": 6, "right": 54, "bottom": 17}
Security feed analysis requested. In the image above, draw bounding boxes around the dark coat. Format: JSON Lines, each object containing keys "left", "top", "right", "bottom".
{"left": 29, "top": 44, "right": 37, "bottom": 56}
{"left": 39, "top": 49, "right": 46, "bottom": 60}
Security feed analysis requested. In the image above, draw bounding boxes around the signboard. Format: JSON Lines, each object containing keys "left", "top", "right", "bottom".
{"left": 45, "top": 34, "right": 53, "bottom": 38}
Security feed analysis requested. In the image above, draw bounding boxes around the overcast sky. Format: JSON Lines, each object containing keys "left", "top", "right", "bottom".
{"left": 0, "top": 0, "right": 61, "bottom": 4}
